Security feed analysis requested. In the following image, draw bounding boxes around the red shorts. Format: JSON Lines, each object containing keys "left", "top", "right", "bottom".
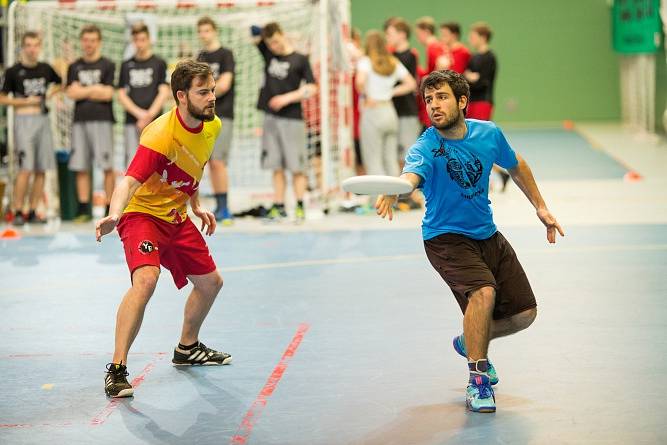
{"left": 117, "top": 212, "right": 216, "bottom": 289}
{"left": 466, "top": 101, "right": 494, "bottom": 121}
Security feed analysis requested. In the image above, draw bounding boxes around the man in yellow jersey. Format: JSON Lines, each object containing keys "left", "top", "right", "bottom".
{"left": 96, "top": 60, "right": 231, "bottom": 398}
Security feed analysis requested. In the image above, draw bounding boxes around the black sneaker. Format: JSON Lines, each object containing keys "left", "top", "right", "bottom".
{"left": 13, "top": 211, "right": 26, "bottom": 226}
{"left": 104, "top": 363, "right": 134, "bottom": 398}
{"left": 27, "top": 210, "right": 47, "bottom": 224}
{"left": 172, "top": 342, "right": 232, "bottom": 366}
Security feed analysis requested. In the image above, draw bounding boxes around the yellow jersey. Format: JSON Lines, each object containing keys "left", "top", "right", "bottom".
{"left": 125, "top": 107, "right": 221, "bottom": 224}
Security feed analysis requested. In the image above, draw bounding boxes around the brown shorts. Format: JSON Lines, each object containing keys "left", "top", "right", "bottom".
{"left": 424, "top": 231, "right": 536, "bottom": 320}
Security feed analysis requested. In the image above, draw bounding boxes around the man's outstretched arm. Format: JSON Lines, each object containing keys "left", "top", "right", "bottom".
{"left": 508, "top": 154, "right": 564, "bottom": 243}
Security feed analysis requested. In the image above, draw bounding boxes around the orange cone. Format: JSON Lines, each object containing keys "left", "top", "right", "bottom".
{"left": 0, "top": 227, "right": 21, "bottom": 240}
{"left": 623, "top": 171, "right": 643, "bottom": 182}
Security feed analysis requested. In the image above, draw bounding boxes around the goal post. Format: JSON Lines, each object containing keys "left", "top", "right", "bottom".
{"left": 6, "top": 0, "right": 353, "bottom": 215}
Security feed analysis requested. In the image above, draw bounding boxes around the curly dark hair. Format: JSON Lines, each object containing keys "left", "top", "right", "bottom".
{"left": 420, "top": 70, "right": 470, "bottom": 112}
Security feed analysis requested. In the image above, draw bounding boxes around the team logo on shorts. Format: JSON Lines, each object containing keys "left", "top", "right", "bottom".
{"left": 138, "top": 240, "right": 157, "bottom": 254}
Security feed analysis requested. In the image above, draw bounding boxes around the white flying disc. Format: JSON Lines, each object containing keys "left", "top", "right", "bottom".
{"left": 342, "top": 175, "right": 413, "bottom": 195}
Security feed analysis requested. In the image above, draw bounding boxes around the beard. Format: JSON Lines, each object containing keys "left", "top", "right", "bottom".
{"left": 432, "top": 109, "right": 464, "bottom": 131}
{"left": 187, "top": 99, "right": 215, "bottom": 122}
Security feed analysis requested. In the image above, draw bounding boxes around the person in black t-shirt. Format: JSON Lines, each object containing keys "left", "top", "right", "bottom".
{"left": 464, "top": 22, "right": 509, "bottom": 191}
{"left": 251, "top": 22, "right": 316, "bottom": 222}
{"left": 117, "top": 23, "right": 169, "bottom": 169}
{"left": 464, "top": 22, "right": 497, "bottom": 121}
{"left": 196, "top": 16, "right": 235, "bottom": 224}
{"left": 66, "top": 24, "right": 116, "bottom": 221}
{"left": 0, "top": 31, "right": 62, "bottom": 225}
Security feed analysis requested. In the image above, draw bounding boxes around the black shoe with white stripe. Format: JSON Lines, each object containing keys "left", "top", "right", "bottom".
{"left": 172, "top": 342, "right": 232, "bottom": 366}
{"left": 104, "top": 363, "right": 134, "bottom": 398}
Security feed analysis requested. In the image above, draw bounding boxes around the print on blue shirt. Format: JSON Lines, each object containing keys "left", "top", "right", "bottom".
{"left": 435, "top": 138, "right": 485, "bottom": 198}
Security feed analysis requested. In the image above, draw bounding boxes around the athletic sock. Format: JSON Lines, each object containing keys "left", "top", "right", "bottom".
{"left": 215, "top": 193, "right": 228, "bottom": 212}
{"left": 77, "top": 202, "right": 91, "bottom": 216}
{"left": 468, "top": 359, "right": 489, "bottom": 373}
{"left": 178, "top": 341, "right": 199, "bottom": 350}
{"left": 296, "top": 200, "right": 304, "bottom": 208}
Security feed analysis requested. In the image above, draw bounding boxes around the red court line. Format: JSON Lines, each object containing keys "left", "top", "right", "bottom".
{"left": 230, "top": 323, "right": 310, "bottom": 445}
{"left": 90, "top": 352, "right": 166, "bottom": 426}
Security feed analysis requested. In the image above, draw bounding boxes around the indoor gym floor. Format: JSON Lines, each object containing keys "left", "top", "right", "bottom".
{"left": 1, "top": 123, "right": 666, "bottom": 445}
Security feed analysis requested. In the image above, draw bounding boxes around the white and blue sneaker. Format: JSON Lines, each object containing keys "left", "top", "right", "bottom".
{"left": 466, "top": 372, "right": 496, "bottom": 413}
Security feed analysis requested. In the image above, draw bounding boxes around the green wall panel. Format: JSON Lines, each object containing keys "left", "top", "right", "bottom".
{"left": 351, "top": 0, "right": 621, "bottom": 123}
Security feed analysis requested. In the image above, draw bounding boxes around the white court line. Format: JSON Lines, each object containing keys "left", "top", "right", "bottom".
{"left": 218, "top": 243, "right": 667, "bottom": 273}
{"left": 520, "top": 243, "right": 667, "bottom": 254}
{"left": 2, "top": 244, "right": 666, "bottom": 296}
{"left": 218, "top": 254, "right": 424, "bottom": 272}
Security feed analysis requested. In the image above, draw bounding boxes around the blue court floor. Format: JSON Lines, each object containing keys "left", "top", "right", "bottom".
{"left": 1, "top": 123, "right": 666, "bottom": 444}
{"left": 1, "top": 223, "right": 666, "bottom": 444}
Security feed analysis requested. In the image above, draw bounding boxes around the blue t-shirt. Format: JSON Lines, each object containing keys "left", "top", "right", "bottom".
{"left": 402, "top": 119, "right": 518, "bottom": 241}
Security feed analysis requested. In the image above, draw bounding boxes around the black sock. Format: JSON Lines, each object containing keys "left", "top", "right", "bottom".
{"left": 105, "top": 205, "right": 111, "bottom": 216}
{"left": 275, "top": 203, "right": 285, "bottom": 209}
{"left": 78, "top": 202, "right": 91, "bottom": 216}
{"left": 178, "top": 341, "right": 199, "bottom": 350}
{"left": 297, "top": 200, "right": 304, "bottom": 208}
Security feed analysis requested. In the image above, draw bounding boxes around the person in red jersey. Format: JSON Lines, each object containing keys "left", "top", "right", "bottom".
{"left": 96, "top": 60, "right": 232, "bottom": 399}
{"left": 414, "top": 17, "right": 448, "bottom": 129}
{"left": 439, "top": 22, "right": 471, "bottom": 74}
{"left": 463, "top": 22, "right": 509, "bottom": 190}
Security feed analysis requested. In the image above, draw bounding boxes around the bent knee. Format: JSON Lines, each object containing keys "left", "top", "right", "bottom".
{"left": 132, "top": 266, "right": 160, "bottom": 294}
{"left": 468, "top": 286, "right": 496, "bottom": 306}
{"left": 514, "top": 307, "right": 537, "bottom": 330}
{"left": 213, "top": 272, "right": 224, "bottom": 291}
{"left": 195, "top": 271, "right": 223, "bottom": 294}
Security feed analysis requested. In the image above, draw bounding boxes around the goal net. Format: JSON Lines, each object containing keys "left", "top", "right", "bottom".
{"left": 6, "top": 0, "right": 353, "bottom": 213}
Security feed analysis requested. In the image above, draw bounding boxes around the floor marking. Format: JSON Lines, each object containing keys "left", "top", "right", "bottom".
{"left": 4, "top": 244, "right": 667, "bottom": 296}
{"left": 220, "top": 254, "right": 423, "bottom": 272}
{"left": 4, "top": 352, "right": 167, "bottom": 359}
{"left": 0, "top": 422, "right": 73, "bottom": 428}
{"left": 230, "top": 323, "right": 310, "bottom": 444}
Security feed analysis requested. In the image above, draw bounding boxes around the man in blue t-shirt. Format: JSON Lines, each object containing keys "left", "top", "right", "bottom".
{"left": 376, "top": 70, "right": 564, "bottom": 413}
